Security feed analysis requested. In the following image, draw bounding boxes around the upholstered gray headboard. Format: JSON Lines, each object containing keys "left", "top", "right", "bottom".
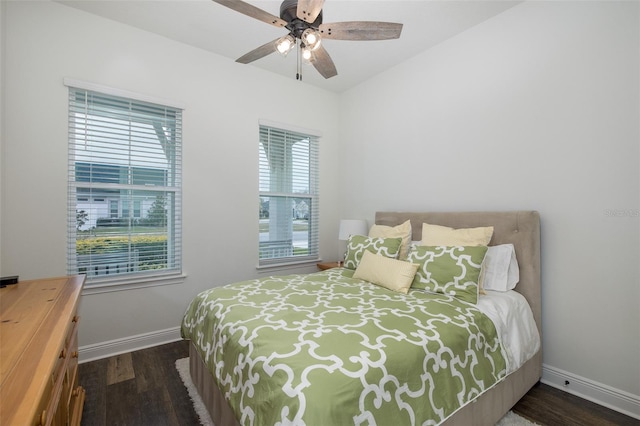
{"left": 375, "top": 211, "right": 541, "bottom": 338}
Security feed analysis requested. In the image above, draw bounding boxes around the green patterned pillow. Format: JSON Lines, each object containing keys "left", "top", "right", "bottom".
{"left": 408, "top": 245, "right": 488, "bottom": 304}
{"left": 344, "top": 235, "right": 402, "bottom": 270}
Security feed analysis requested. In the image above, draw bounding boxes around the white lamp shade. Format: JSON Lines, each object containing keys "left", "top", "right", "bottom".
{"left": 338, "top": 219, "right": 368, "bottom": 241}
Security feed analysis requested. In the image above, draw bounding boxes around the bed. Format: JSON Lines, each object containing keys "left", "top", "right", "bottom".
{"left": 181, "top": 211, "right": 541, "bottom": 425}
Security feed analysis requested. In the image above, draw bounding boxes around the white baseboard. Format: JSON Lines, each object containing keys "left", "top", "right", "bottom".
{"left": 78, "top": 326, "right": 182, "bottom": 363}
{"left": 542, "top": 364, "right": 640, "bottom": 420}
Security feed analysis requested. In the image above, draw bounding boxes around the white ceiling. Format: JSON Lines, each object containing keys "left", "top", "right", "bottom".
{"left": 56, "top": 0, "right": 520, "bottom": 93}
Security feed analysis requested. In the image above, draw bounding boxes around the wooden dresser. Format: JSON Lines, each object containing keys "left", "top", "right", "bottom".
{"left": 0, "top": 275, "right": 85, "bottom": 426}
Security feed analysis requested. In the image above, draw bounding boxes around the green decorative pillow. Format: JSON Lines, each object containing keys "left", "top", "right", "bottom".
{"left": 368, "top": 219, "right": 412, "bottom": 260}
{"left": 408, "top": 245, "right": 488, "bottom": 304}
{"left": 344, "top": 235, "right": 402, "bottom": 270}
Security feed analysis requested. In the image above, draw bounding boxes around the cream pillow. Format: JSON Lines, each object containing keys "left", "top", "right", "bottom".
{"left": 369, "top": 220, "right": 412, "bottom": 260}
{"left": 421, "top": 223, "right": 493, "bottom": 246}
{"left": 353, "top": 250, "right": 419, "bottom": 294}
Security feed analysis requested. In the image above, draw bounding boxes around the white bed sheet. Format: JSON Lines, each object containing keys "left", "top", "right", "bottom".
{"left": 476, "top": 290, "right": 540, "bottom": 374}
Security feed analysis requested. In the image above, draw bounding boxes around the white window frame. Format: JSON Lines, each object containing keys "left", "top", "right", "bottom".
{"left": 258, "top": 121, "right": 320, "bottom": 268}
{"left": 65, "top": 79, "right": 185, "bottom": 293}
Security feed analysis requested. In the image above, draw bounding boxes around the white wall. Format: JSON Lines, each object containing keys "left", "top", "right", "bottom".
{"left": 2, "top": 0, "right": 638, "bottom": 418}
{"left": 0, "top": 1, "right": 5, "bottom": 264}
{"left": 1, "top": 1, "right": 342, "bottom": 352}
{"left": 340, "top": 0, "right": 639, "bottom": 415}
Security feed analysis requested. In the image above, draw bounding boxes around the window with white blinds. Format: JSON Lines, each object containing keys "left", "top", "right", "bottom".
{"left": 67, "top": 86, "right": 182, "bottom": 285}
{"left": 259, "top": 124, "right": 319, "bottom": 266}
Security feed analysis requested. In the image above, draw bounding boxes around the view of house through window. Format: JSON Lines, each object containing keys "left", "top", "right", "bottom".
{"left": 259, "top": 124, "right": 319, "bottom": 266}
{"left": 67, "top": 86, "right": 182, "bottom": 283}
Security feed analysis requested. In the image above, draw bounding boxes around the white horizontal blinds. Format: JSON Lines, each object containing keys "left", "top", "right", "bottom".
{"left": 259, "top": 125, "right": 319, "bottom": 266}
{"left": 67, "top": 87, "right": 182, "bottom": 282}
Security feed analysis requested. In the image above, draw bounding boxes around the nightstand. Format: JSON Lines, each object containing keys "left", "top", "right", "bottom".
{"left": 317, "top": 261, "right": 343, "bottom": 270}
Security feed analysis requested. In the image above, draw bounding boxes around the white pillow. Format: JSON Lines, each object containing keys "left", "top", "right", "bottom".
{"left": 480, "top": 244, "right": 519, "bottom": 292}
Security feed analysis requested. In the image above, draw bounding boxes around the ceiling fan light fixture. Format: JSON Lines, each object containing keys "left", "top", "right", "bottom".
{"left": 300, "top": 44, "right": 315, "bottom": 64}
{"left": 276, "top": 34, "right": 296, "bottom": 55}
{"left": 301, "top": 28, "right": 321, "bottom": 51}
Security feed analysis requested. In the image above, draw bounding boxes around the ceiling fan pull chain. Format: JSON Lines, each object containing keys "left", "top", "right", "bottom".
{"left": 296, "top": 39, "right": 302, "bottom": 81}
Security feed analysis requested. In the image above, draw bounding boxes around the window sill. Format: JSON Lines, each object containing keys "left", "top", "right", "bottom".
{"left": 255, "top": 258, "right": 321, "bottom": 271}
{"left": 81, "top": 272, "right": 187, "bottom": 295}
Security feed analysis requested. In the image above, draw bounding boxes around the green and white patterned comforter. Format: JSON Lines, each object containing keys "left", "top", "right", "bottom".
{"left": 181, "top": 268, "right": 507, "bottom": 426}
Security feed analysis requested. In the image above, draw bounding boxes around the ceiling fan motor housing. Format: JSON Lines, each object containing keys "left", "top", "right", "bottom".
{"left": 280, "top": 0, "right": 323, "bottom": 35}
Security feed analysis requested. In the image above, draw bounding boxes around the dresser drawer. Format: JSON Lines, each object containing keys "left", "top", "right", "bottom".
{"left": 51, "top": 345, "right": 67, "bottom": 388}
{"left": 31, "top": 381, "right": 53, "bottom": 426}
{"left": 45, "top": 314, "right": 81, "bottom": 426}
{"left": 64, "top": 318, "right": 81, "bottom": 411}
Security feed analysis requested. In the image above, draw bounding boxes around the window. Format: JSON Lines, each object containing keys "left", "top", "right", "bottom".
{"left": 67, "top": 85, "right": 182, "bottom": 287}
{"left": 259, "top": 123, "right": 319, "bottom": 266}
{"left": 109, "top": 200, "right": 118, "bottom": 218}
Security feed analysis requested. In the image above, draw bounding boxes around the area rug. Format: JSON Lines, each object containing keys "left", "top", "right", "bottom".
{"left": 175, "top": 358, "right": 538, "bottom": 426}
{"left": 176, "top": 358, "right": 214, "bottom": 426}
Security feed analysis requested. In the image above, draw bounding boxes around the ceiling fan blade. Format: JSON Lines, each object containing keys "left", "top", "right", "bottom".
{"left": 236, "top": 38, "right": 279, "bottom": 64}
{"left": 319, "top": 21, "right": 403, "bottom": 40}
{"left": 311, "top": 45, "right": 337, "bottom": 79}
{"left": 212, "top": 0, "right": 287, "bottom": 28}
{"left": 296, "top": 0, "right": 325, "bottom": 24}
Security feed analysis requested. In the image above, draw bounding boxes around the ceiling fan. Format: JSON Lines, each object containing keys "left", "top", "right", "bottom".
{"left": 212, "top": 0, "right": 403, "bottom": 80}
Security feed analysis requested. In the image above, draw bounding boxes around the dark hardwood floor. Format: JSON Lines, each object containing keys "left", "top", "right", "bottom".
{"left": 79, "top": 340, "right": 197, "bottom": 426}
{"left": 79, "top": 340, "right": 639, "bottom": 425}
{"left": 513, "top": 383, "right": 638, "bottom": 426}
